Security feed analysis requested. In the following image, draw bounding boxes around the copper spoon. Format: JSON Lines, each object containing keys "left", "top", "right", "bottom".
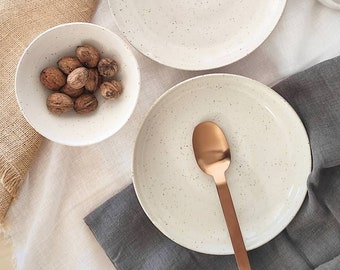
{"left": 192, "top": 121, "right": 251, "bottom": 270}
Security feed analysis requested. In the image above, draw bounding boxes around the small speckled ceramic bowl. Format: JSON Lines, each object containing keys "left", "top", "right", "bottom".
{"left": 15, "top": 22, "right": 140, "bottom": 146}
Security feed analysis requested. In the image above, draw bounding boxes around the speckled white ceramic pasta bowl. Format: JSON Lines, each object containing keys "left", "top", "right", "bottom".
{"left": 15, "top": 22, "right": 140, "bottom": 146}
{"left": 109, "top": 0, "right": 286, "bottom": 70}
{"left": 133, "top": 74, "right": 311, "bottom": 255}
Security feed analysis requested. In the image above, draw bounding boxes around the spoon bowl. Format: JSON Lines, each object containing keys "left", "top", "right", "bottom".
{"left": 193, "top": 121, "right": 231, "bottom": 177}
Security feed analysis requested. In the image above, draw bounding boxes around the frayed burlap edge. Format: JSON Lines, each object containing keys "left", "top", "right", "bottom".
{"left": 0, "top": 184, "right": 13, "bottom": 225}
{"left": 0, "top": 159, "right": 26, "bottom": 224}
{"left": 0, "top": 162, "right": 22, "bottom": 196}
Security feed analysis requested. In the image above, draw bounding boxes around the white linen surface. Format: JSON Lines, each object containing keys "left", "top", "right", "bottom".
{"left": 5, "top": 0, "right": 340, "bottom": 269}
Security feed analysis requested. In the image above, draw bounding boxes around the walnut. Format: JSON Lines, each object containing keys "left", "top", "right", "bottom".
{"left": 100, "top": 80, "right": 123, "bottom": 99}
{"left": 40, "top": 67, "right": 66, "bottom": 91}
{"left": 97, "top": 57, "right": 118, "bottom": 79}
{"left": 84, "top": 68, "right": 99, "bottom": 92}
{"left": 67, "top": 67, "right": 89, "bottom": 89}
{"left": 74, "top": 94, "right": 98, "bottom": 114}
{"left": 75, "top": 45, "right": 100, "bottom": 68}
{"left": 57, "top": 56, "right": 82, "bottom": 74}
{"left": 46, "top": 93, "right": 73, "bottom": 114}
{"left": 61, "top": 84, "right": 84, "bottom": 98}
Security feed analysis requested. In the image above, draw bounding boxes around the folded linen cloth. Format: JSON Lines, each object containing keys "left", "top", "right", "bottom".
{"left": 85, "top": 56, "right": 340, "bottom": 270}
{"left": 0, "top": 0, "right": 98, "bottom": 223}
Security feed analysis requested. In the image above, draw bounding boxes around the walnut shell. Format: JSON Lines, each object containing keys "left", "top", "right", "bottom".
{"left": 74, "top": 93, "right": 98, "bottom": 114}
{"left": 61, "top": 84, "right": 84, "bottom": 98}
{"left": 57, "top": 56, "right": 82, "bottom": 74}
{"left": 67, "top": 67, "right": 89, "bottom": 89}
{"left": 97, "top": 57, "right": 118, "bottom": 79}
{"left": 100, "top": 80, "right": 123, "bottom": 99}
{"left": 84, "top": 68, "right": 99, "bottom": 92}
{"left": 75, "top": 45, "right": 100, "bottom": 68}
{"left": 46, "top": 93, "right": 73, "bottom": 114}
{"left": 40, "top": 67, "right": 66, "bottom": 91}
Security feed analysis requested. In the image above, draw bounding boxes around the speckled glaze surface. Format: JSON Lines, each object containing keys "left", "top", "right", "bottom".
{"left": 133, "top": 74, "right": 311, "bottom": 255}
{"left": 108, "top": 0, "right": 286, "bottom": 70}
{"left": 15, "top": 23, "right": 140, "bottom": 146}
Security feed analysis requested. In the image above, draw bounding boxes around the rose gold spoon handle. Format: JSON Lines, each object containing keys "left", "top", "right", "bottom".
{"left": 214, "top": 171, "right": 251, "bottom": 270}
{"left": 192, "top": 121, "right": 251, "bottom": 270}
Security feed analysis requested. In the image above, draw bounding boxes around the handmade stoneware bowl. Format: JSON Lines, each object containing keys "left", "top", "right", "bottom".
{"left": 15, "top": 22, "right": 140, "bottom": 146}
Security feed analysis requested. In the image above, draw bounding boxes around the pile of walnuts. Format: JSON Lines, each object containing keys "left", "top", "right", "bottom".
{"left": 40, "top": 44, "right": 123, "bottom": 115}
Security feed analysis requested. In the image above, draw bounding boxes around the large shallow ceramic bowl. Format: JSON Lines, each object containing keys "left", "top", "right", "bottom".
{"left": 133, "top": 74, "right": 311, "bottom": 255}
{"left": 15, "top": 22, "right": 140, "bottom": 146}
{"left": 109, "top": 0, "right": 286, "bottom": 70}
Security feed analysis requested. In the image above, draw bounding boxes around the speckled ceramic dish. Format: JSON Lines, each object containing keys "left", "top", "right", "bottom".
{"left": 133, "top": 74, "right": 311, "bottom": 255}
{"left": 108, "top": 0, "right": 286, "bottom": 70}
{"left": 15, "top": 23, "right": 140, "bottom": 146}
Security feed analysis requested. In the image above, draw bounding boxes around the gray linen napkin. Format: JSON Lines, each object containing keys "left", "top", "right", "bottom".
{"left": 85, "top": 56, "right": 340, "bottom": 270}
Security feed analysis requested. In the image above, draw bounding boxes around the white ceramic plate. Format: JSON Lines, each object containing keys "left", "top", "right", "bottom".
{"left": 15, "top": 23, "right": 140, "bottom": 146}
{"left": 108, "top": 0, "right": 286, "bottom": 70}
{"left": 133, "top": 74, "right": 311, "bottom": 255}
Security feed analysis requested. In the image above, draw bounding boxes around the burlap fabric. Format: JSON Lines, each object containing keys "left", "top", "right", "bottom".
{"left": 0, "top": 0, "right": 98, "bottom": 223}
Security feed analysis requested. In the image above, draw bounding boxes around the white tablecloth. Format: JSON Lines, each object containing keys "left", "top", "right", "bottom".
{"left": 6, "top": 0, "right": 340, "bottom": 269}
